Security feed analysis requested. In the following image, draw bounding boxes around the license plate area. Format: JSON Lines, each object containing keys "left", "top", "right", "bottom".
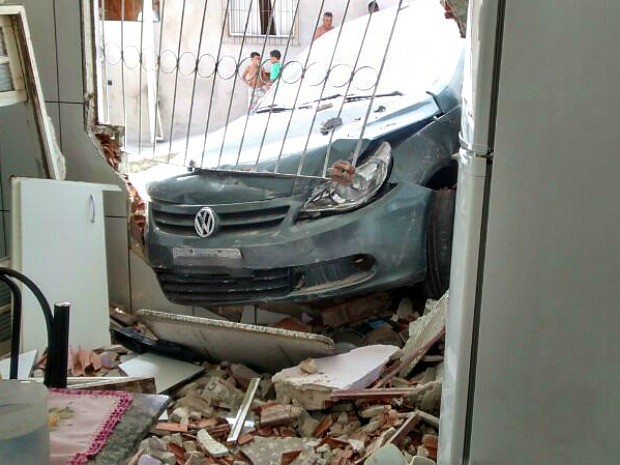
{"left": 173, "top": 247, "right": 243, "bottom": 264}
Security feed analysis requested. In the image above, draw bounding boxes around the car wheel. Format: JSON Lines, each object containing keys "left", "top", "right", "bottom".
{"left": 423, "top": 188, "right": 456, "bottom": 299}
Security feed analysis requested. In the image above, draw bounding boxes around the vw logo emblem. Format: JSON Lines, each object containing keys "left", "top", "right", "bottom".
{"left": 194, "top": 207, "right": 216, "bottom": 238}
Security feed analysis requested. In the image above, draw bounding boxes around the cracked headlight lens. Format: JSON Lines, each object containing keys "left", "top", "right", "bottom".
{"left": 301, "top": 141, "right": 391, "bottom": 214}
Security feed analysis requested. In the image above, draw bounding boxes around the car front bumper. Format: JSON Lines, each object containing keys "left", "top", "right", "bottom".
{"left": 145, "top": 181, "right": 433, "bottom": 306}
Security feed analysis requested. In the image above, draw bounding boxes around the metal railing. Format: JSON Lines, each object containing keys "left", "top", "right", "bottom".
{"left": 94, "top": 0, "right": 406, "bottom": 178}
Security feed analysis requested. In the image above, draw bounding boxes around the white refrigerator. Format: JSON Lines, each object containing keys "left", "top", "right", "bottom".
{"left": 439, "top": 1, "right": 620, "bottom": 464}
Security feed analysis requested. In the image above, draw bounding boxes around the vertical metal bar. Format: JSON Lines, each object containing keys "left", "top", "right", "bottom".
{"left": 216, "top": 0, "right": 256, "bottom": 167}
{"left": 48, "top": 303, "right": 70, "bottom": 389}
{"left": 101, "top": 0, "right": 111, "bottom": 123}
{"left": 235, "top": 0, "right": 301, "bottom": 172}
{"left": 182, "top": 0, "right": 211, "bottom": 166}
{"left": 0, "top": 276, "right": 21, "bottom": 380}
{"left": 321, "top": 11, "right": 375, "bottom": 177}
{"left": 199, "top": 0, "right": 233, "bottom": 168}
{"left": 165, "top": 0, "right": 189, "bottom": 162}
{"left": 235, "top": 0, "right": 284, "bottom": 167}
{"left": 151, "top": 0, "right": 168, "bottom": 159}
{"left": 352, "top": 1, "right": 405, "bottom": 165}
{"left": 138, "top": 0, "right": 147, "bottom": 154}
{"left": 296, "top": 0, "right": 353, "bottom": 178}
{"left": 227, "top": 377, "right": 260, "bottom": 445}
{"left": 120, "top": 0, "right": 127, "bottom": 133}
{"left": 269, "top": 0, "right": 328, "bottom": 172}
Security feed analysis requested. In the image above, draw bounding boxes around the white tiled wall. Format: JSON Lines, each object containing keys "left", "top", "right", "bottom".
{"left": 3, "top": 0, "right": 196, "bottom": 315}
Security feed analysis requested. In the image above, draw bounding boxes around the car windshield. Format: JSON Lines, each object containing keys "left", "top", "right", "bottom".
{"left": 256, "top": 3, "right": 462, "bottom": 113}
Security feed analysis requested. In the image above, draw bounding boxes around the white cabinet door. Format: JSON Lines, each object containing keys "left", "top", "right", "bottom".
{"left": 12, "top": 178, "right": 120, "bottom": 353}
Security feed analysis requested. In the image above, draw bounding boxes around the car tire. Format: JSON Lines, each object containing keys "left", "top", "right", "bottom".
{"left": 423, "top": 188, "right": 456, "bottom": 299}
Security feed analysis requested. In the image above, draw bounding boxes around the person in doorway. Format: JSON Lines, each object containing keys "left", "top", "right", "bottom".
{"left": 313, "top": 11, "right": 334, "bottom": 40}
{"left": 265, "top": 49, "right": 282, "bottom": 89}
{"left": 368, "top": 1, "right": 380, "bottom": 13}
{"left": 242, "top": 51, "right": 267, "bottom": 110}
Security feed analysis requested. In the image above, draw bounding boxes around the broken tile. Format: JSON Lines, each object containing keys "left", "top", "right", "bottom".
{"left": 273, "top": 345, "right": 399, "bottom": 410}
{"left": 119, "top": 353, "right": 205, "bottom": 393}
{"left": 155, "top": 421, "right": 189, "bottom": 433}
{"left": 312, "top": 415, "right": 333, "bottom": 437}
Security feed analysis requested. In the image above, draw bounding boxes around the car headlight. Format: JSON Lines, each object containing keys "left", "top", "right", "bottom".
{"left": 301, "top": 141, "right": 392, "bottom": 215}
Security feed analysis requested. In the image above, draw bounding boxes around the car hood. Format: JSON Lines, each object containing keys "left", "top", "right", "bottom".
{"left": 145, "top": 0, "right": 464, "bottom": 204}
{"left": 173, "top": 94, "right": 441, "bottom": 175}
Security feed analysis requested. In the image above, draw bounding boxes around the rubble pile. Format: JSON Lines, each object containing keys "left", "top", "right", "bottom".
{"left": 133, "top": 293, "right": 448, "bottom": 465}
{"left": 33, "top": 344, "right": 128, "bottom": 378}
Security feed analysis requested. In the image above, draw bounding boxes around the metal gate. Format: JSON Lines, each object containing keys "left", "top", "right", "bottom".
{"left": 93, "top": 0, "right": 410, "bottom": 178}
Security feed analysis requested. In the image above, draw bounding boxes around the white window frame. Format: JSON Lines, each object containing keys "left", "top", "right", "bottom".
{"left": 228, "top": 0, "right": 297, "bottom": 39}
{"left": 0, "top": 15, "right": 26, "bottom": 107}
{"left": 0, "top": 6, "right": 63, "bottom": 179}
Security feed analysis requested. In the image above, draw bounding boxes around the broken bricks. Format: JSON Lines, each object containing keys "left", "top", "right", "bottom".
{"left": 127, "top": 294, "right": 448, "bottom": 465}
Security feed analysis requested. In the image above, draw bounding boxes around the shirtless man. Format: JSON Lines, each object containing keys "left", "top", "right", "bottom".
{"left": 242, "top": 52, "right": 267, "bottom": 110}
{"left": 313, "top": 12, "right": 334, "bottom": 40}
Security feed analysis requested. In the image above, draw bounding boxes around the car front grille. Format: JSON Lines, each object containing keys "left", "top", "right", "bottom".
{"left": 151, "top": 201, "right": 290, "bottom": 236}
{"left": 156, "top": 268, "right": 293, "bottom": 304}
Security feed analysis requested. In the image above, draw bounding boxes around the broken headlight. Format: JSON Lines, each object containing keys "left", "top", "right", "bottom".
{"left": 301, "top": 142, "right": 391, "bottom": 215}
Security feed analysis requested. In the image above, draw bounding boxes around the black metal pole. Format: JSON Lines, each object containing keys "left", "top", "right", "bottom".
{"left": 0, "top": 275, "right": 22, "bottom": 379}
{"left": 48, "top": 303, "right": 70, "bottom": 389}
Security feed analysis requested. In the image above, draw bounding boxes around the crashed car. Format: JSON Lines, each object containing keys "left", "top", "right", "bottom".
{"left": 145, "top": 1, "right": 463, "bottom": 307}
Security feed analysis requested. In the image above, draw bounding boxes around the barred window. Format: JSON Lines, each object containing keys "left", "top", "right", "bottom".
{"left": 0, "top": 16, "right": 26, "bottom": 107}
{"left": 103, "top": 0, "right": 161, "bottom": 22}
{"left": 229, "top": 0, "right": 296, "bottom": 37}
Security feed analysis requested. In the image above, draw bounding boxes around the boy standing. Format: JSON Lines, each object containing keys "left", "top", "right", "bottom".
{"left": 266, "top": 49, "right": 282, "bottom": 89}
{"left": 242, "top": 52, "right": 267, "bottom": 110}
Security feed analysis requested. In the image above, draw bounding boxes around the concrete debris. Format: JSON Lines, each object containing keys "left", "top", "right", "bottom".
{"left": 410, "top": 456, "right": 436, "bottom": 465}
{"left": 375, "top": 292, "right": 449, "bottom": 387}
{"left": 137, "top": 454, "right": 162, "bottom": 465}
{"left": 89, "top": 292, "right": 449, "bottom": 465}
{"left": 240, "top": 437, "right": 312, "bottom": 465}
{"left": 197, "top": 429, "right": 230, "bottom": 457}
{"left": 273, "top": 345, "right": 399, "bottom": 410}
{"left": 202, "top": 376, "right": 244, "bottom": 408}
{"left": 364, "top": 443, "right": 408, "bottom": 465}
{"left": 395, "top": 298, "right": 415, "bottom": 320}
{"left": 138, "top": 309, "right": 336, "bottom": 372}
{"left": 299, "top": 358, "right": 319, "bottom": 374}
